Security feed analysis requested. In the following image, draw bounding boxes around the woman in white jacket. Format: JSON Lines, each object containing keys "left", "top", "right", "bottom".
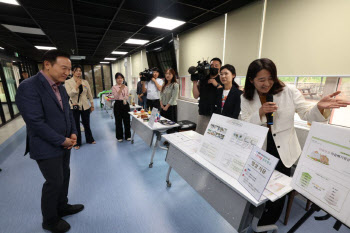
{"left": 241, "top": 58, "right": 349, "bottom": 229}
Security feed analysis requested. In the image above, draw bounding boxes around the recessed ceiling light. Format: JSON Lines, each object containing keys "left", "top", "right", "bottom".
{"left": 104, "top": 57, "right": 116, "bottom": 61}
{"left": 147, "top": 16, "right": 185, "bottom": 30}
{"left": 112, "top": 51, "right": 127, "bottom": 55}
{"left": 0, "top": 0, "right": 19, "bottom": 6}
{"left": 35, "top": 46, "right": 56, "bottom": 50}
{"left": 100, "top": 62, "right": 109, "bottom": 64}
{"left": 70, "top": 55, "right": 86, "bottom": 60}
{"left": 125, "top": 39, "right": 149, "bottom": 45}
{"left": 2, "top": 24, "right": 45, "bottom": 35}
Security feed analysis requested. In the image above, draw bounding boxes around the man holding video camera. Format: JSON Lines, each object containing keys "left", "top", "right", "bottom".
{"left": 192, "top": 57, "right": 223, "bottom": 134}
{"left": 142, "top": 67, "right": 164, "bottom": 111}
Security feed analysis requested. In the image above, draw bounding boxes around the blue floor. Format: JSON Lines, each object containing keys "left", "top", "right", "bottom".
{"left": 0, "top": 103, "right": 349, "bottom": 233}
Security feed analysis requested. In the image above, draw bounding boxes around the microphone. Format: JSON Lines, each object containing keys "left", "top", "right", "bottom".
{"left": 266, "top": 94, "right": 273, "bottom": 125}
{"left": 188, "top": 66, "right": 197, "bottom": 75}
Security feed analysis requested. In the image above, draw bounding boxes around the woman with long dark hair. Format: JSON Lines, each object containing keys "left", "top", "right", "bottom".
{"left": 65, "top": 65, "right": 96, "bottom": 150}
{"left": 160, "top": 68, "right": 179, "bottom": 123}
{"left": 214, "top": 64, "right": 242, "bottom": 119}
{"left": 112, "top": 73, "right": 131, "bottom": 142}
{"left": 241, "top": 58, "right": 350, "bottom": 229}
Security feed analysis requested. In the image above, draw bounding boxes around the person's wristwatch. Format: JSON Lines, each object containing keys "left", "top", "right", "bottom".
{"left": 216, "top": 84, "right": 222, "bottom": 88}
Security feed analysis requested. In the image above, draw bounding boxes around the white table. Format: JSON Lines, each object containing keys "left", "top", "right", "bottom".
{"left": 129, "top": 112, "right": 180, "bottom": 168}
{"left": 104, "top": 98, "right": 141, "bottom": 119}
{"left": 163, "top": 132, "right": 279, "bottom": 233}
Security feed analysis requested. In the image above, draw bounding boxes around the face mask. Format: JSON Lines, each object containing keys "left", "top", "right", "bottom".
{"left": 210, "top": 67, "right": 218, "bottom": 76}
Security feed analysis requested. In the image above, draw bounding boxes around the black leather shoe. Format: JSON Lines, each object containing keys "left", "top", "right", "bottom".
{"left": 42, "top": 218, "right": 70, "bottom": 233}
{"left": 58, "top": 204, "right": 84, "bottom": 217}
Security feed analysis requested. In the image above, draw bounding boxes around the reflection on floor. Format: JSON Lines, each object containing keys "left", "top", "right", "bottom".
{"left": 0, "top": 102, "right": 348, "bottom": 233}
{"left": 0, "top": 115, "right": 25, "bottom": 144}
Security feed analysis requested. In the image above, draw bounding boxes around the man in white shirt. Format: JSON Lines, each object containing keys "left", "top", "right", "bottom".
{"left": 142, "top": 67, "right": 164, "bottom": 111}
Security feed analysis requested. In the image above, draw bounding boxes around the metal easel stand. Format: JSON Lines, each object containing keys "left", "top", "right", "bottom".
{"left": 287, "top": 204, "right": 321, "bottom": 233}
{"left": 314, "top": 213, "right": 349, "bottom": 231}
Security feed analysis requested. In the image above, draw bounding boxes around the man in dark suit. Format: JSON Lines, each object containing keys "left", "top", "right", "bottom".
{"left": 16, "top": 50, "right": 84, "bottom": 233}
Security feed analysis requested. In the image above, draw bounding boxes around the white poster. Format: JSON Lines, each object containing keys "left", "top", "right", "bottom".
{"left": 198, "top": 114, "right": 269, "bottom": 179}
{"left": 292, "top": 122, "right": 350, "bottom": 228}
{"left": 239, "top": 146, "right": 279, "bottom": 201}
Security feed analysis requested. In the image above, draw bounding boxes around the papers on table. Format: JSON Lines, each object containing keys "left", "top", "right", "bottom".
{"left": 197, "top": 114, "right": 269, "bottom": 179}
{"left": 164, "top": 131, "right": 200, "bottom": 155}
{"left": 263, "top": 170, "right": 293, "bottom": 202}
{"left": 292, "top": 122, "right": 350, "bottom": 228}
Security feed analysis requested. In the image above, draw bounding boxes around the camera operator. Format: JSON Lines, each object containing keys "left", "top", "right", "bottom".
{"left": 142, "top": 67, "right": 164, "bottom": 111}
{"left": 137, "top": 72, "right": 147, "bottom": 109}
{"left": 192, "top": 57, "right": 223, "bottom": 134}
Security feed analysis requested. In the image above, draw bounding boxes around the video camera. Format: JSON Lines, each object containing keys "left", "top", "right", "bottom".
{"left": 140, "top": 69, "right": 154, "bottom": 82}
{"left": 188, "top": 60, "right": 211, "bottom": 81}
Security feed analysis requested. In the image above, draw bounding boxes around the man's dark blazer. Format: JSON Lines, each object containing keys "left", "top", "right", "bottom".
{"left": 15, "top": 72, "right": 77, "bottom": 160}
{"left": 214, "top": 86, "right": 242, "bottom": 119}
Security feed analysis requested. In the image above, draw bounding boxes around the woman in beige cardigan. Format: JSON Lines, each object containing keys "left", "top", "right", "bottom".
{"left": 65, "top": 65, "right": 96, "bottom": 149}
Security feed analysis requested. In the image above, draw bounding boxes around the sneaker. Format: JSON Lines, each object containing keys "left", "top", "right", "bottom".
{"left": 42, "top": 218, "right": 70, "bottom": 233}
{"left": 118, "top": 139, "right": 123, "bottom": 142}
{"left": 126, "top": 138, "right": 131, "bottom": 141}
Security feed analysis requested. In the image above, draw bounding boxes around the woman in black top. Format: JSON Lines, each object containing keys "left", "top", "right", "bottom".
{"left": 215, "top": 64, "right": 242, "bottom": 119}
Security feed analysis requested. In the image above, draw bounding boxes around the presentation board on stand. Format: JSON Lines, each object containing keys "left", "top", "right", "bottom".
{"left": 198, "top": 114, "right": 269, "bottom": 180}
{"left": 197, "top": 114, "right": 293, "bottom": 201}
{"left": 292, "top": 122, "right": 350, "bottom": 228}
{"left": 148, "top": 108, "right": 158, "bottom": 128}
{"left": 238, "top": 146, "right": 279, "bottom": 200}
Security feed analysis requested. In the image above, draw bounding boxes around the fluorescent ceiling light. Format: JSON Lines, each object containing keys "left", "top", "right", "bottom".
{"left": 0, "top": 0, "right": 19, "bottom": 6}
{"left": 112, "top": 51, "right": 127, "bottom": 55}
{"left": 2, "top": 24, "right": 45, "bottom": 35}
{"left": 147, "top": 16, "right": 185, "bottom": 30}
{"left": 125, "top": 39, "right": 149, "bottom": 45}
{"left": 70, "top": 55, "right": 86, "bottom": 60}
{"left": 100, "top": 62, "right": 109, "bottom": 64}
{"left": 0, "top": 47, "right": 4, "bottom": 49}
{"left": 104, "top": 57, "right": 116, "bottom": 61}
{"left": 35, "top": 46, "right": 56, "bottom": 50}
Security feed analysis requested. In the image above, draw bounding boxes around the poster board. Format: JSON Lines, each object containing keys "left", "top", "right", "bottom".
{"left": 197, "top": 114, "right": 269, "bottom": 179}
{"left": 148, "top": 108, "right": 158, "bottom": 128}
{"left": 239, "top": 146, "right": 279, "bottom": 200}
{"left": 292, "top": 122, "right": 350, "bottom": 227}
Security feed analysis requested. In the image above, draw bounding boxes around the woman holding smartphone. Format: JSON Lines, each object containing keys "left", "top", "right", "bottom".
{"left": 65, "top": 65, "right": 96, "bottom": 150}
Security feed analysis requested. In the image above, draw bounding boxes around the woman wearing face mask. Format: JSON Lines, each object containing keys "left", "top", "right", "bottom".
{"left": 112, "top": 73, "right": 131, "bottom": 142}
{"left": 241, "top": 58, "right": 350, "bottom": 229}
{"left": 65, "top": 65, "right": 96, "bottom": 150}
{"left": 214, "top": 64, "right": 242, "bottom": 119}
{"left": 160, "top": 68, "right": 179, "bottom": 126}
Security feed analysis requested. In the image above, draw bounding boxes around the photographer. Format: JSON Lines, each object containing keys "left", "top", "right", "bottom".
{"left": 137, "top": 72, "right": 147, "bottom": 109}
{"left": 65, "top": 65, "right": 96, "bottom": 150}
{"left": 192, "top": 57, "right": 223, "bottom": 134}
{"left": 142, "top": 67, "right": 164, "bottom": 111}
